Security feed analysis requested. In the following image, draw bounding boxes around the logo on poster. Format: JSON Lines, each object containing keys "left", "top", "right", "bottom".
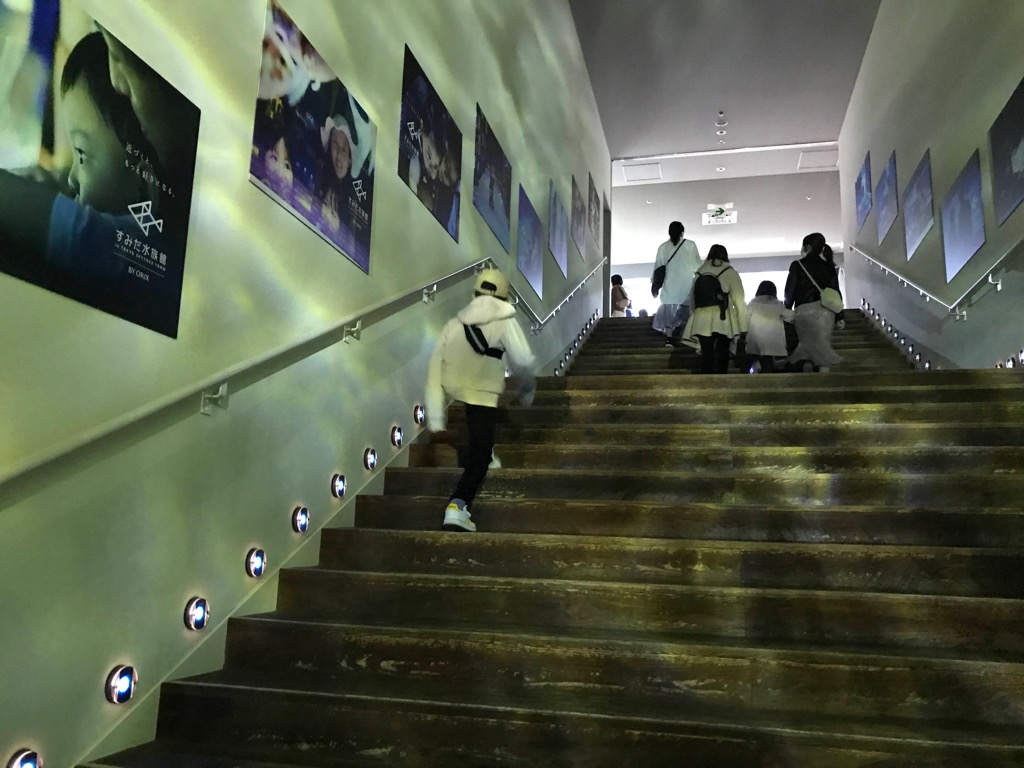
{"left": 128, "top": 201, "right": 164, "bottom": 236}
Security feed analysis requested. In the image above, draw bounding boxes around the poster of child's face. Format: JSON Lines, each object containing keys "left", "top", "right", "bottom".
{"left": 855, "top": 152, "right": 872, "bottom": 233}
{"left": 0, "top": 23, "right": 199, "bottom": 338}
{"left": 903, "top": 150, "right": 934, "bottom": 260}
{"left": 398, "top": 46, "right": 462, "bottom": 241}
{"left": 875, "top": 151, "right": 898, "bottom": 246}
{"left": 548, "top": 180, "right": 568, "bottom": 278}
{"left": 517, "top": 185, "right": 543, "bottom": 300}
{"left": 571, "top": 175, "right": 586, "bottom": 260}
{"left": 587, "top": 173, "right": 601, "bottom": 243}
{"left": 250, "top": 1, "right": 376, "bottom": 273}
{"left": 471, "top": 106, "right": 511, "bottom": 252}
{"left": 989, "top": 73, "right": 1024, "bottom": 226}
{"left": 941, "top": 150, "right": 986, "bottom": 283}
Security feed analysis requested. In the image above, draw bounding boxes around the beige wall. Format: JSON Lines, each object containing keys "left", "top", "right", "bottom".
{"left": 0, "top": 1, "right": 609, "bottom": 765}
{"left": 839, "top": 0, "right": 1024, "bottom": 367}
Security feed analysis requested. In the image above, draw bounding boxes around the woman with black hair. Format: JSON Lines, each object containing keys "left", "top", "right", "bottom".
{"left": 785, "top": 233, "right": 844, "bottom": 372}
{"left": 682, "top": 244, "right": 747, "bottom": 374}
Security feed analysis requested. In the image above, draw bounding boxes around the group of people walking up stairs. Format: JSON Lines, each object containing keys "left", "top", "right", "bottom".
{"left": 650, "top": 221, "right": 845, "bottom": 374}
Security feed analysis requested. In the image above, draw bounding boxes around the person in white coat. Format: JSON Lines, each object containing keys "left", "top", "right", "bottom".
{"left": 651, "top": 220, "right": 702, "bottom": 345}
{"left": 682, "top": 244, "right": 748, "bottom": 373}
{"left": 746, "top": 280, "right": 794, "bottom": 373}
{"left": 425, "top": 269, "right": 537, "bottom": 532}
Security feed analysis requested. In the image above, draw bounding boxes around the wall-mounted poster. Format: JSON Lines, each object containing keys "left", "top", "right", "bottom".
{"left": 875, "top": 151, "right": 898, "bottom": 246}
{"left": 251, "top": 1, "right": 376, "bottom": 273}
{"left": 903, "top": 150, "right": 934, "bottom": 260}
{"left": 398, "top": 46, "right": 462, "bottom": 241}
{"left": 571, "top": 175, "right": 586, "bottom": 259}
{"left": 855, "top": 152, "right": 872, "bottom": 233}
{"left": 587, "top": 173, "right": 601, "bottom": 243}
{"left": 548, "top": 180, "right": 568, "bottom": 278}
{"left": 989, "top": 73, "right": 1024, "bottom": 226}
{"left": 471, "top": 106, "right": 511, "bottom": 251}
{"left": 941, "top": 150, "right": 986, "bottom": 283}
{"left": 517, "top": 185, "right": 543, "bottom": 299}
{"left": 0, "top": 25, "right": 199, "bottom": 338}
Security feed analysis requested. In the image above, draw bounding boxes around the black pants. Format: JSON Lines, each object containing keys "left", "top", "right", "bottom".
{"left": 698, "top": 333, "right": 731, "bottom": 374}
{"left": 451, "top": 404, "right": 498, "bottom": 507}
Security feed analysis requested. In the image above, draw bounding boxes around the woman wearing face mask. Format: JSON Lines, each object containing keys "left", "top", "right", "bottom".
{"left": 784, "top": 232, "right": 844, "bottom": 372}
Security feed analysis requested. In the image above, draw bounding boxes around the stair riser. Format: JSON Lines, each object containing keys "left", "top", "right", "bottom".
{"left": 320, "top": 529, "right": 1024, "bottom": 597}
{"left": 384, "top": 468, "right": 1024, "bottom": 508}
{"left": 536, "top": 370, "right": 1021, "bottom": 389}
{"left": 277, "top": 571, "right": 1024, "bottom": 655}
{"left": 442, "top": 424, "right": 1024, "bottom": 448}
{"left": 355, "top": 496, "right": 1024, "bottom": 546}
{"left": 225, "top": 619, "right": 1024, "bottom": 726}
{"left": 527, "top": 388, "right": 1022, "bottom": 406}
{"left": 444, "top": 403, "right": 1024, "bottom": 425}
{"left": 157, "top": 684, "right": 979, "bottom": 768}
{"left": 412, "top": 445, "right": 1024, "bottom": 474}
{"left": 568, "top": 361, "right": 910, "bottom": 373}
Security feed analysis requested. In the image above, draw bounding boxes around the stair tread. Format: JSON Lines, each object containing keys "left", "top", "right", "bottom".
{"left": 163, "top": 668, "right": 1024, "bottom": 749}
{"left": 233, "top": 613, "right": 1024, "bottom": 667}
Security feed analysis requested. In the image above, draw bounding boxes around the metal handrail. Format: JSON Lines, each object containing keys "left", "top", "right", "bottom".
{"left": 0, "top": 258, "right": 602, "bottom": 487}
{"left": 511, "top": 258, "right": 608, "bottom": 331}
{"left": 849, "top": 239, "right": 1022, "bottom": 312}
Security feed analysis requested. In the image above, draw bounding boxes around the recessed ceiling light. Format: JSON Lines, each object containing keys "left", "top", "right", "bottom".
{"left": 716, "top": 130, "right": 727, "bottom": 136}
{"left": 718, "top": 140, "right": 725, "bottom": 144}
{"left": 806, "top": 195, "right": 813, "bottom": 200}
{"left": 716, "top": 167, "right": 726, "bottom": 172}
{"left": 645, "top": 200, "right": 652, "bottom": 205}
{"left": 715, "top": 119, "right": 728, "bottom": 127}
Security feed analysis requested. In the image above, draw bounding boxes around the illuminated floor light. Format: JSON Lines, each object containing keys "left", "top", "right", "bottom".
{"left": 184, "top": 597, "right": 210, "bottom": 631}
{"left": 105, "top": 665, "right": 138, "bottom": 705}
{"left": 413, "top": 405, "right": 425, "bottom": 425}
{"left": 391, "top": 426, "right": 404, "bottom": 448}
{"left": 559, "top": 361, "right": 565, "bottom": 369}
{"left": 246, "top": 548, "right": 267, "bottom": 578}
{"left": 7, "top": 750, "right": 42, "bottom": 768}
{"left": 924, "top": 360, "right": 932, "bottom": 370}
{"left": 292, "top": 506, "right": 310, "bottom": 533}
{"left": 1007, "top": 358, "right": 1017, "bottom": 368}
{"left": 554, "top": 368, "right": 561, "bottom": 376}
{"left": 331, "top": 474, "right": 347, "bottom": 498}
{"left": 364, "top": 448, "right": 378, "bottom": 470}
{"left": 900, "top": 337, "right": 906, "bottom": 346}
{"left": 914, "top": 353, "right": 922, "bottom": 363}
{"left": 908, "top": 344, "right": 915, "bottom": 355}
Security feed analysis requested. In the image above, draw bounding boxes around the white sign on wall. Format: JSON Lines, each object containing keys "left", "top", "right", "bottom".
{"left": 702, "top": 208, "right": 738, "bottom": 225}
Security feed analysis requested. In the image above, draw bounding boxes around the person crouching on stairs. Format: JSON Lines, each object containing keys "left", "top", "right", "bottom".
{"left": 425, "top": 268, "right": 538, "bottom": 532}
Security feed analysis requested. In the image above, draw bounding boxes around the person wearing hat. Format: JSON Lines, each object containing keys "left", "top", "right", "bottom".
{"left": 425, "top": 268, "right": 537, "bottom": 532}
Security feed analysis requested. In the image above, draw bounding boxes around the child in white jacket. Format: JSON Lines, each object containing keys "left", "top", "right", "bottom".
{"left": 425, "top": 269, "right": 537, "bottom": 531}
{"left": 746, "top": 280, "right": 794, "bottom": 373}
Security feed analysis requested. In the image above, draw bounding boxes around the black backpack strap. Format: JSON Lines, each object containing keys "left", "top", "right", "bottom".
{"left": 464, "top": 324, "right": 504, "bottom": 359}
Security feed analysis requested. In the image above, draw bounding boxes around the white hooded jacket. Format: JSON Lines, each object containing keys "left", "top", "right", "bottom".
{"left": 425, "top": 295, "right": 537, "bottom": 432}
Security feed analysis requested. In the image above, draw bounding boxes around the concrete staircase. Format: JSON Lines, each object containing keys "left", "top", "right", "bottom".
{"left": 86, "top": 311, "right": 1024, "bottom": 767}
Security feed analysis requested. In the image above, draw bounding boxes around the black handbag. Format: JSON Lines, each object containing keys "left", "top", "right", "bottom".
{"left": 651, "top": 240, "right": 684, "bottom": 297}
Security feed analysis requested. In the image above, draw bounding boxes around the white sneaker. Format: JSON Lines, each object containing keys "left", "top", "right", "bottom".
{"left": 442, "top": 502, "right": 476, "bottom": 532}
{"left": 488, "top": 453, "right": 502, "bottom": 469}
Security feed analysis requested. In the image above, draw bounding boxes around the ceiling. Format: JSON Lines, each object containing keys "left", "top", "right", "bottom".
{"left": 568, "top": 0, "right": 881, "bottom": 264}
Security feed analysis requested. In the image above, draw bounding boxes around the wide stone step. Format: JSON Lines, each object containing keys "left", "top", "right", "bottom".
{"left": 536, "top": 369, "right": 1019, "bottom": 390}
{"left": 82, "top": 748, "right": 312, "bottom": 768}
{"left": 568, "top": 358, "right": 909, "bottom": 373}
{"left": 523, "top": 383, "right": 1024, "bottom": 405}
{"left": 383, "top": 467, "right": 1024, "bottom": 507}
{"left": 319, "top": 528, "right": 1024, "bottom": 597}
{"left": 444, "top": 402, "right": 1024, "bottom": 426}
{"left": 223, "top": 617, "right": 1024, "bottom": 726}
{"left": 411, "top": 443, "right": 1024, "bottom": 474}
{"left": 276, "top": 569, "right": 1024, "bottom": 655}
{"left": 577, "top": 342, "right": 902, "bottom": 356}
{"left": 354, "top": 495, "right": 1024, "bottom": 547}
{"left": 146, "top": 676, "right": 1024, "bottom": 767}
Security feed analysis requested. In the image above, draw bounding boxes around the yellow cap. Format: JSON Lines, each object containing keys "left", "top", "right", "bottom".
{"left": 474, "top": 268, "right": 510, "bottom": 300}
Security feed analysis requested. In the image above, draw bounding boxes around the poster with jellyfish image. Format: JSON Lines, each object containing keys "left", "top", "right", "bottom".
{"left": 855, "top": 152, "right": 872, "bottom": 233}
{"left": 548, "top": 180, "right": 568, "bottom": 277}
{"left": 903, "top": 150, "right": 934, "bottom": 260}
{"left": 989, "top": 73, "right": 1024, "bottom": 226}
{"left": 571, "top": 175, "right": 586, "bottom": 259}
{"left": 250, "top": 0, "right": 376, "bottom": 272}
{"left": 472, "top": 106, "right": 511, "bottom": 251}
{"left": 517, "top": 185, "right": 543, "bottom": 299}
{"left": 941, "top": 150, "right": 986, "bottom": 283}
{"left": 875, "top": 151, "right": 898, "bottom": 246}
